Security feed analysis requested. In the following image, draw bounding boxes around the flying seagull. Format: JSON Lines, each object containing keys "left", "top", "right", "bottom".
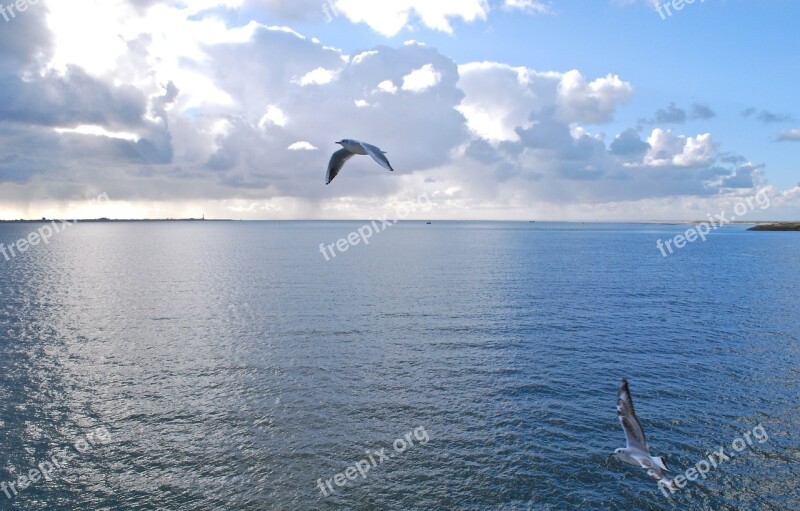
{"left": 612, "top": 379, "right": 676, "bottom": 490}
{"left": 326, "top": 139, "right": 394, "bottom": 185}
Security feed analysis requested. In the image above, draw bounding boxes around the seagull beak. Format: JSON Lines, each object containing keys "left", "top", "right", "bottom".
{"left": 335, "top": 141, "right": 343, "bottom": 145}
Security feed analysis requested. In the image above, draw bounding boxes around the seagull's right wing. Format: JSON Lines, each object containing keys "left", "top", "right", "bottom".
{"left": 617, "top": 379, "right": 649, "bottom": 451}
{"left": 653, "top": 456, "right": 669, "bottom": 472}
{"left": 326, "top": 148, "right": 354, "bottom": 185}
{"left": 360, "top": 142, "right": 395, "bottom": 172}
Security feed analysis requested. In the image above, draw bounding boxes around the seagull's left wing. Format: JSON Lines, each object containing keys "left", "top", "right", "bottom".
{"left": 617, "top": 379, "right": 649, "bottom": 451}
{"left": 326, "top": 148, "right": 354, "bottom": 185}
{"left": 360, "top": 142, "right": 395, "bottom": 172}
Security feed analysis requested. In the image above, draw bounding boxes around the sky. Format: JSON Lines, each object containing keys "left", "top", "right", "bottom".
{"left": 0, "top": 0, "right": 799, "bottom": 221}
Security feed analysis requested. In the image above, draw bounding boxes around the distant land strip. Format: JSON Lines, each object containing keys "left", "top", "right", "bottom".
{"left": 0, "top": 218, "right": 234, "bottom": 223}
{"left": 748, "top": 222, "right": 800, "bottom": 231}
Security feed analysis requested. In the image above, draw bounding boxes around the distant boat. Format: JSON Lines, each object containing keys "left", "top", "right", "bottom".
{"left": 426, "top": 221, "right": 432, "bottom": 225}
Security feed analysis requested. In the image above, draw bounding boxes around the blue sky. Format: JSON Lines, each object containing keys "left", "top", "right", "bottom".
{"left": 0, "top": 0, "right": 798, "bottom": 220}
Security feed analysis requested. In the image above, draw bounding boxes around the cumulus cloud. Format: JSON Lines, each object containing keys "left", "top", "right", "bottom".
{"left": 457, "top": 63, "right": 632, "bottom": 142}
{"left": 556, "top": 71, "right": 633, "bottom": 123}
{"left": 645, "top": 129, "right": 716, "bottom": 167}
{"left": 450, "top": 61, "right": 759, "bottom": 207}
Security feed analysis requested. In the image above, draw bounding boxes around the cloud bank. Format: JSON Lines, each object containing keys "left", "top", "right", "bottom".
{"left": 0, "top": 0, "right": 797, "bottom": 220}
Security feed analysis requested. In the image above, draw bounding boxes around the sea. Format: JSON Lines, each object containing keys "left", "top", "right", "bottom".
{"left": 0, "top": 221, "right": 798, "bottom": 511}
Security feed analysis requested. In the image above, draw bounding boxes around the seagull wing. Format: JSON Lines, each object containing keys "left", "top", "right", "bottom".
{"left": 644, "top": 464, "right": 674, "bottom": 490}
{"left": 326, "top": 148, "right": 355, "bottom": 185}
{"left": 617, "top": 379, "right": 649, "bottom": 451}
{"left": 359, "top": 142, "right": 395, "bottom": 172}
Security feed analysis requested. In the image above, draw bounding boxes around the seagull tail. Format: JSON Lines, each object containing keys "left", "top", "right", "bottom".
{"left": 653, "top": 456, "right": 669, "bottom": 472}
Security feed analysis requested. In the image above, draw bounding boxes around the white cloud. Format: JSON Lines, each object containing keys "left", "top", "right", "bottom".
{"left": 351, "top": 50, "right": 379, "bottom": 65}
{"left": 333, "top": 0, "right": 489, "bottom": 36}
{"left": 288, "top": 141, "right": 317, "bottom": 150}
{"left": 556, "top": 70, "right": 633, "bottom": 123}
{"left": 401, "top": 64, "right": 442, "bottom": 93}
{"left": 376, "top": 80, "right": 398, "bottom": 94}
{"left": 674, "top": 133, "right": 716, "bottom": 167}
{"left": 503, "top": 0, "right": 551, "bottom": 14}
{"left": 457, "top": 63, "right": 632, "bottom": 142}
{"left": 457, "top": 63, "right": 534, "bottom": 142}
{"left": 295, "top": 67, "right": 338, "bottom": 86}
{"left": 645, "top": 129, "right": 717, "bottom": 167}
{"left": 259, "top": 105, "right": 288, "bottom": 128}
{"left": 54, "top": 125, "right": 141, "bottom": 142}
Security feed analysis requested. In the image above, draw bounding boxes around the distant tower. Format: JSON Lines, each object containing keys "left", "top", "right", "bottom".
{"left": 202, "top": 213, "right": 205, "bottom": 221}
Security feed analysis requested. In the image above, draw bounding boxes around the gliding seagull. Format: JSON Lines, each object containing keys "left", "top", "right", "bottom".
{"left": 326, "top": 139, "right": 394, "bottom": 185}
{"left": 612, "top": 379, "right": 676, "bottom": 491}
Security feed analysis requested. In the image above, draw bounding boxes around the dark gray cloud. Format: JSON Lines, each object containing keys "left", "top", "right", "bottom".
{"left": 0, "top": 0, "right": 52, "bottom": 71}
{"left": 609, "top": 128, "right": 650, "bottom": 157}
{"left": 653, "top": 102, "right": 686, "bottom": 124}
{"left": 719, "top": 152, "right": 746, "bottom": 164}
{"left": 690, "top": 103, "right": 715, "bottom": 120}
{"left": 0, "top": 66, "right": 147, "bottom": 129}
{"left": 465, "top": 139, "right": 503, "bottom": 164}
{"left": 758, "top": 111, "right": 792, "bottom": 123}
{"left": 642, "top": 102, "right": 715, "bottom": 125}
{"left": 742, "top": 108, "right": 793, "bottom": 123}
{"left": 722, "top": 164, "right": 761, "bottom": 189}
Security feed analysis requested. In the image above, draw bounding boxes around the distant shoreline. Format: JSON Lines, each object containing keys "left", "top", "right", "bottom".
{"left": 0, "top": 218, "right": 234, "bottom": 223}
{"left": 747, "top": 222, "right": 800, "bottom": 231}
